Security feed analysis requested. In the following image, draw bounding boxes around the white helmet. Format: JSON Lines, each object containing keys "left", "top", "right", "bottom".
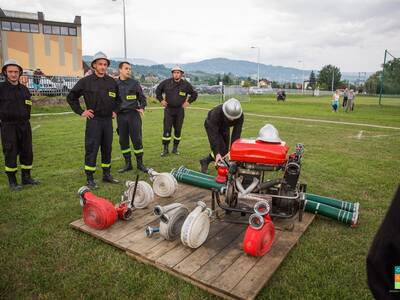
{"left": 171, "top": 65, "right": 184, "bottom": 73}
{"left": 91, "top": 51, "right": 110, "bottom": 68}
{"left": 2, "top": 59, "right": 23, "bottom": 75}
{"left": 257, "top": 124, "right": 282, "bottom": 143}
{"left": 222, "top": 98, "right": 242, "bottom": 120}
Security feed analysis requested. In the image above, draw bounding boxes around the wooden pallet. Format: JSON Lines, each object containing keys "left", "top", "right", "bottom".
{"left": 70, "top": 183, "right": 315, "bottom": 300}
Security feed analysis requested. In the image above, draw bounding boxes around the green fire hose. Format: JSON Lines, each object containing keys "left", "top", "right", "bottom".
{"left": 306, "top": 193, "right": 359, "bottom": 212}
{"left": 175, "top": 166, "right": 217, "bottom": 181}
{"left": 171, "top": 168, "right": 226, "bottom": 191}
{"left": 304, "top": 199, "right": 358, "bottom": 226}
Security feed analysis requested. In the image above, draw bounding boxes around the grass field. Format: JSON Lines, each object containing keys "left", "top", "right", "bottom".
{"left": 1, "top": 94, "right": 399, "bottom": 299}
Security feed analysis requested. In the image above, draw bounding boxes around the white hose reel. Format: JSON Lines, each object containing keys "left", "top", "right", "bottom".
{"left": 181, "top": 201, "right": 212, "bottom": 249}
{"left": 123, "top": 180, "right": 154, "bottom": 209}
{"left": 153, "top": 203, "right": 189, "bottom": 241}
{"left": 148, "top": 168, "right": 178, "bottom": 198}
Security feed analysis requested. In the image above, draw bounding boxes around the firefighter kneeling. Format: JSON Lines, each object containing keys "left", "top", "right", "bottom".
{"left": 0, "top": 59, "right": 40, "bottom": 190}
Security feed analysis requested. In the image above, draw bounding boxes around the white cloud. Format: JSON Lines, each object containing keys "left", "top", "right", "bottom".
{"left": 1, "top": 0, "right": 399, "bottom": 71}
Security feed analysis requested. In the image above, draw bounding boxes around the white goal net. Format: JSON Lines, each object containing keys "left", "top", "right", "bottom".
{"left": 223, "top": 85, "right": 251, "bottom": 103}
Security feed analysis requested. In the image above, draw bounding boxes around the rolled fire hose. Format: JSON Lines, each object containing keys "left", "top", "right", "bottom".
{"left": 148, "top": 168, "right": 178, "bottom": 197}
{"left": 154, "top": 203, "right": 189, "bottom": 241}
{"left": 78, "top": 186, "right": 117, "bottom": 230}
{"left": 243, "top": 200, "right": 275, "bottom": 257}
{"left": 304, "top": 199, "right": 359, "bottom": 226}
{"left": 306, "top": 193, "right": 359, "bottom": 213}
{"left": 172, "top": 168, "right": 226, "bottom": 192}
{"left": 181, "top": 201, "right": 212, "bottom": 249}
{"left": 124, "top": 180, "right": 154, "bottom": 209}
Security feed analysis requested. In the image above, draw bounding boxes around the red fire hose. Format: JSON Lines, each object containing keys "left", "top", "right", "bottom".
{"left": 78, "top": 187, "right": 117, "bottom": 230}
{"left": 243, "top": 214, "right": 275, "bottom": 257}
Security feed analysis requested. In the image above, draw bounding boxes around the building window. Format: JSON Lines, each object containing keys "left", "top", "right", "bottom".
{"left": 21, "top": 23, "right": 30, "bottom": 32}
{"left": 52, "top": 26, "right": 60, "bottom": 35}
{"left": 60, "top": 26, "right": 68, "bottom": 35}
{"left": 30, "top": 24, "right": 39, "bottom": 33}
{"left": 43, "top": 25, "right": 51, "bottom": 34}
{"left": 11, "top": 22, "right": 21, "bottom": 31}
{"left": 69, "top": 27, "right": 77, "bottom": 36}
{"left": 1, "top": 21, "right": 11, "bottom": 31}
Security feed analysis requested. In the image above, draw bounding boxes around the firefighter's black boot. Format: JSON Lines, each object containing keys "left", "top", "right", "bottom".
{"left": 136, "top": 155, "right": 148, "bottom": 173}
{"left": 161, "top": 144, "right": 169, "bottom": 157}
{"left": 86, "top": 171, "right": 98, "bottom": 189}
{"left": 200, "top": 155, "right": 214, "bottom": 174}
{"left": 102, "top": 167, "right": 119, "bottom": 184}
{"left": 21, "top": 169, "right": 40, "bottom": 185}
{"left": 7, "top": 172, "right": 22, "bottom": 191}
{"left": 118, "top": 156, "right": 133, "bottom": 173}
{"left": 172, "top": 144, "right": 180, "bottom": 155}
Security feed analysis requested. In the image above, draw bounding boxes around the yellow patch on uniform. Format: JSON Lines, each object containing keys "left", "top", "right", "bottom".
{"left": 25, "top": 100, "right": 32, "bottom": 106}
{"left": 108, "top": 91, "right": 116, "bottom": 97}
{"left": 126, "top": 95, "right": 137, "bottom": 100}
{"left": 179, "top": 91, "right": 186, "bottom": 96}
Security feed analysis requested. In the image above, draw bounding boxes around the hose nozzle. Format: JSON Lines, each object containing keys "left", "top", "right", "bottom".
{"left": 145, "top": 226, "right": 160, "bottom": 238}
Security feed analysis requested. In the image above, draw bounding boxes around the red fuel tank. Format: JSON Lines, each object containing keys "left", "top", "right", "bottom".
{"left": 230, "top": 138, "right": 289, "bottom": 165}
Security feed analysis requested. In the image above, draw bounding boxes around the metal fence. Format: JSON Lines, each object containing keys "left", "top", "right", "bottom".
{"left": 0, "top": 74, "right": 81, "bottom": 96}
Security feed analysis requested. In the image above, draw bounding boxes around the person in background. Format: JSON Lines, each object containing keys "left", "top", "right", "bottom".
{"left": 32, "top": 68, "right": 44, "bottom": 95}
{"left": 331, "top": 90, "right": 340, "bottom": 112}
{"left": 342, "top": 88, "right": 348, "bottom": 107}
{"left": 346, "top": 89, "right": 355, "bottom": 112}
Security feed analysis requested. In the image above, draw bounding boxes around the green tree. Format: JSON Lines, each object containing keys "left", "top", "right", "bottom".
{"left": 317, "top": 64, "right": 341, "bottom": 90}
{"left": 309, "top": 70, "right": 317, "bottom": 90}
{"left": 222, "top": 74, "right": 232, "bottom": 85}
{"left": 365, "top": 58, "right": 400, "bottom": 94}
{"left": 139, "top": 74, "right": 146, "bottom": 83}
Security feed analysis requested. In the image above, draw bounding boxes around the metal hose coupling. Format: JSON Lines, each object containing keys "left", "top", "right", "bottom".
{"left": 145, "top": 226, "right": 160, "bottom": 238}
{"left": 78, "top": 186, "right": 91, "bottom": 206}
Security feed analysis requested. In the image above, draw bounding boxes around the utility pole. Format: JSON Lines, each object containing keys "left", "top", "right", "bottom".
{"left": 251, "top": 46, "right": 260, "bottom": 88}
{"left": 113, "top": 0, "right": 127, "bottom": 60}
{"left": 379, "top": 49, "right": 387, "bottom": 106}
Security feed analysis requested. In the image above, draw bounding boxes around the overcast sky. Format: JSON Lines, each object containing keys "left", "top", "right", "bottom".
{"left": 2, "top": 0, "right": 400, "bottom": 72}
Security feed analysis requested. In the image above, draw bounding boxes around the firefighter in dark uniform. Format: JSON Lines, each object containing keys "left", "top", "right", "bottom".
{"left": 115, "top": 61, "right": 148, "bottom": 173}
{"left": 156, "top": 66, "right": 198, "bottom": 156}
{"left": 67, "top": 52, "right": 121, "bottom": 189}
{"left": 199, "top": 98, "right": 244, "bottom": 173}
{"left": 0, "top": 59, "right": 40, "bottom": 190}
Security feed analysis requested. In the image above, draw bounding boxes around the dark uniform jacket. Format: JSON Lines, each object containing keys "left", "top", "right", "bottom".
{"left": 367, "top": 186, "right": 400, "bottom": 300}
{"left": 205, "top": 104, "right": 244, "bottom": 156}
{"left": 116, "top": 78, "right": 146, "bottom": 112}
{"left": 155, "top": 78, "right": 198, "bottom": 108}
{"left": 67, "top": 74, "right": 121, "bottom": 118}
{"left": 0, "top": 81, "right": 32, "bottom": 123}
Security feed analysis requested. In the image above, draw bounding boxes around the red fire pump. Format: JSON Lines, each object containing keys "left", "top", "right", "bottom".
{"left": 212, "top": 137, "right": 306, "bottom": 257}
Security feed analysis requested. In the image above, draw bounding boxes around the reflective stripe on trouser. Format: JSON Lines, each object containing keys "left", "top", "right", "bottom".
{"left": 84, "top": 118, "right": 113, "bottom": 173}
{"left": 117, "top": 111, "right": 144, "bottom": 158}
{"left": 163, "top": 107, "right": 185, "bottom": 145}
{"left": 1, "top": 121, "right": 33, "bottom": 173}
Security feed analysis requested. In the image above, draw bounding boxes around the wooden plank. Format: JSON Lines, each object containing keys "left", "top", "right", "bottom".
{"left": 155, "top": 221, "right": 231, "bottom": 268}
{"left": 191, "top": 231, "right": 246, "bottom": 284}
{"left": 231, "top": 213, "right": 315, "bottom": 300}
{"left": 174, "top": 223, "right": 246, "bottom": 276}
{"left": 126, "top": 251, "right": 239, "bottom": 300}
{"left": 69, "top": 218, "right": 85, "bottom": 229}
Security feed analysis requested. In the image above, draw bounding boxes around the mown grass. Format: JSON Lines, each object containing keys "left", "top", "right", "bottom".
{"left": 1, "top": 94, "right": 399, "bottom": 299}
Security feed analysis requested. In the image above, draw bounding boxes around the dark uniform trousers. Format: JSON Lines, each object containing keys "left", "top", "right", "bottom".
{"left": 163, "top": 107, "right": 184, "bottom": 146}
{"left": 1, "top": 121, "right": 33, "bottom": 173}
{"left": 117, "top": 111, "right": 143, "bottom": 158}
{"left": 84, "top": 118, "right": 113, "bottom": 173}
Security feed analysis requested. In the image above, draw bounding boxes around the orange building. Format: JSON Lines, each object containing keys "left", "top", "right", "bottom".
{"left": 0, "top": 8, "right": 83, "bottom": 76}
